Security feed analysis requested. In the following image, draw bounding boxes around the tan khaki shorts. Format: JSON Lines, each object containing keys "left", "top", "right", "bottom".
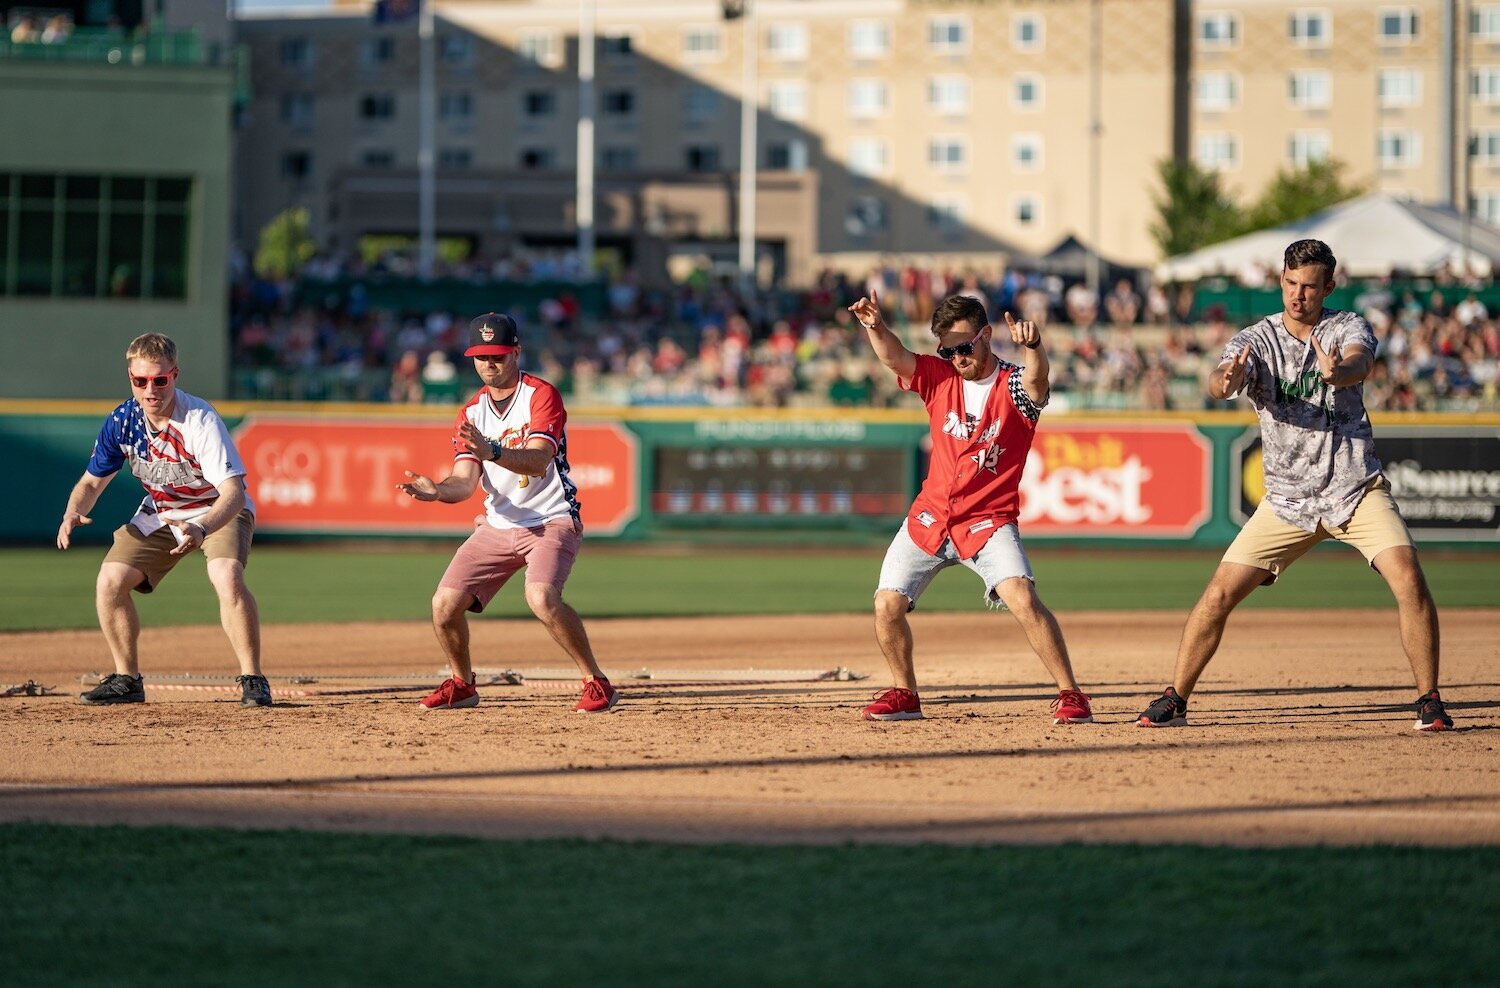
{"left": 1224, "top": 478, "right": 1414, "bottom": 585}
{"left": 104, "top": 509, "right": 256, "bottom": 594}
{"left": 439, "top": 518, "right": 583, "bottom": 613}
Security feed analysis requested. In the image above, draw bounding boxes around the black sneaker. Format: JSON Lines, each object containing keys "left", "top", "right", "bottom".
{"left": 237, "top": 674, "right": 274, "bottom": 708}
{"left": 79, "top": 673, "right": 145, "bottom": 706}
{"left": 1137, "top": 686, "right": 1188, "bottom": 727}
{"left": 1414, "top": 690, "right": 1453, "bottom": 732}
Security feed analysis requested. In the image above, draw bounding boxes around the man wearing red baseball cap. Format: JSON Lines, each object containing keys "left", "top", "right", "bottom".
{"left": 398, "top": 313, "right": 619, "bottom": 713}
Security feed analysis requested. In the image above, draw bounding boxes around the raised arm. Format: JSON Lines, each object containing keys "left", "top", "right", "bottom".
{"left": 1309, "top": 335, "right": 1374, "bottom": 388}
{"left": 848, "top": 290, "right": 917, "bottom": 381}
{"left": 1207, "top": 347, "right": 1251, "bottom": 401}
{"left": 1004, "top": 311, "right": 1050, "bottom": 407}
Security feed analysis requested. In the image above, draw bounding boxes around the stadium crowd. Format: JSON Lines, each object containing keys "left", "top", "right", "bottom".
{"left": 228, "top": 249, "right": 1500, "bottom": 413}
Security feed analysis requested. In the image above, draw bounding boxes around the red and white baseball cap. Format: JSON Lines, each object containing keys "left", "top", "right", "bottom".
{"left": 464, "top": 313, "right": 520, "bottom": 356}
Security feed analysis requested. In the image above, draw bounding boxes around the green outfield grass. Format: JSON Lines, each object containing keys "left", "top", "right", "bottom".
{"left": 1, "top": 544, "right": 1497, "bottom": 633}
{"left": 1, "top": 824, "right": 1495, "bottom": 985}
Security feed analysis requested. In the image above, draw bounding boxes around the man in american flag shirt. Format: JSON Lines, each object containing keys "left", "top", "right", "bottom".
{"left": 57, "top": 333, "right": 271, "bottom": 708}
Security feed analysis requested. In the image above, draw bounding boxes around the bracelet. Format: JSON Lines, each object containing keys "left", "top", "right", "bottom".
{"left": 1024, "top": 340, "right": 1041, "bottom": 350}
{"left": 191, "top": 522, "right": 207, "bottom": 540}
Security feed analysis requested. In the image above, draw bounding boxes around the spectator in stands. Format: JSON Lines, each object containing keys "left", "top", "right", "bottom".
{"left": 389, "top": 350, "right": 423, "bottom": 403}
{"left": 1105, "top": 278, "right": 1141, "bottom": 327}
{"left": 41, "top": 13, "right": 72, "bottom": 43}
{"left": 10, "top": 13, "right": 39, "bottom": 43}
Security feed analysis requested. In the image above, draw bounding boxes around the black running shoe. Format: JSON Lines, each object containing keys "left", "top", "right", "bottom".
{"left": 1414, "top": 690, "right": 1453, "bottom": 732}
{"left": 79, "top": 673, "right": 145, "bottom": 706}
{"left": 1137, "top": 686, "right": 1188, "bottom": 727}
{"left": 237, "top": 674, "right": 274, "bottom": 708}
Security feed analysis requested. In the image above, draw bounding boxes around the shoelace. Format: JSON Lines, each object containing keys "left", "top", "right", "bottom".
{"left": 1052, "top": 689, "right": 1088, "bottom": 712}
{"left": 582, "top": 680, "right": 610, "bottom": 701}
{"left": 100, "top": 673, "right": 137, "bottom": 694}
{"left": 871, "top": 687, "right": 914, "bottom": 706}
{"left": 1144, "top": 692, "right": 1182, "bottom": 718}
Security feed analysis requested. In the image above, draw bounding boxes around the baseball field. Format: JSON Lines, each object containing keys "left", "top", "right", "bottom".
{"left": 3, "top": 543, "right": 1499, "bottom": 983}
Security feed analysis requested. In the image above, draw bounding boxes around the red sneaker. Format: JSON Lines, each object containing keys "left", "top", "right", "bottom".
{"left": 420, "top": 676, "right": 479, "bottom": 710}
{"left": 1052, "top": 689, "right": 1093, "bottom": 724}
{"left": 862, "top": 687, "right": 923, "bottom": 721}
{"left": 575, "top": 677, "right": 619, "bottom": 713}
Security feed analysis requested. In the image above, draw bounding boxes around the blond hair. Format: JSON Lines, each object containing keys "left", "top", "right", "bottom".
{"left": 125, "top": 333, "right": 178, "bottom": 368}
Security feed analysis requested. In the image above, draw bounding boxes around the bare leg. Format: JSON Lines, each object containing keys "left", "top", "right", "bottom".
{"left": 207, "top": 558, "right": 262, "bottom": 675}
{"left": 524, "top": 583, "right": 606, "bottom": 679}
{"left": 1371, "top": 546, "right": 1440, "bottom": 694}
{"left": 432, "top": 587, "right": 476, "bottom": 682}
{"left": 1172, "top": 562, "right": 1268, "bottom": 699}
{"left": 873, "top": 589, "right": 918, "bottom": 690}
{"left": 993, "top": 577, "right": 1078, "bottom": 690}
{"left": 96, "top": 562, "right": 146, "bottom": 676}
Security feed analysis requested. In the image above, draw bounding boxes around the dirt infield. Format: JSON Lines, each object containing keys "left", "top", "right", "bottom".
{"left": 2, "top": 609, "right": 1497, "bottom": 846}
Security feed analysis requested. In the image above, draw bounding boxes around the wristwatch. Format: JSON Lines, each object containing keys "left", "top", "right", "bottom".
{"left": 488, "top": 439, "right": 504, "bottom": 462}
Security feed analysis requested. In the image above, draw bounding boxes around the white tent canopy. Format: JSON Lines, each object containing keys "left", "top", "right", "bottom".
{"left": 1154, "top": 193, "right": 1500, "bottom": 281}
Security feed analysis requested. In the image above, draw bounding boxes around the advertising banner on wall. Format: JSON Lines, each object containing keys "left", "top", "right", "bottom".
{"left": 1018, "top": 424, "right": 1213, "bottom": 536}
{"left": 1232, "top": 427, "right": 1500, "bottom": 539}
{"left": 233, "top": 416, "right": 639, "bottom": 536}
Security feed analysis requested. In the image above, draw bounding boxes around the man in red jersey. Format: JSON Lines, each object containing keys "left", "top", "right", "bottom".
{"left": 846, "top": 291, "right": 1092, "bottom": 725}
{"left": 398, "top": 313, "right": 618, "bottom": 714}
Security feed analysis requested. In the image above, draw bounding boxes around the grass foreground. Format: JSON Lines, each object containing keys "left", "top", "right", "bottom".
{"left": 1, "top": 823, "right": 1497, "bottom": 985}
{"left": 3, "top": 544, "right": 1498, "bottom": 632}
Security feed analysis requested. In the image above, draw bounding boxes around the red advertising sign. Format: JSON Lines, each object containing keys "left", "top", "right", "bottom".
{"left": 233, "top": 416, "right": 639, "bottom": 536}
{"left": 1018, "top": 424, "right": 1211, "bottom": 536}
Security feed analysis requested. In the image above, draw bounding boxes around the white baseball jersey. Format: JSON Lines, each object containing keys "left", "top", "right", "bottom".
{"left": 451, "top": 374, "right": 580, "bottom": 529}
{"left": 87, "top": 389, "right": 255, "bottom": 536}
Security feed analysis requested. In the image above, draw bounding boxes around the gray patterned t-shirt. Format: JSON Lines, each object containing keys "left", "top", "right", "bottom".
{"left": 1225, "top": 308, "right": 1381, "bottom": 532}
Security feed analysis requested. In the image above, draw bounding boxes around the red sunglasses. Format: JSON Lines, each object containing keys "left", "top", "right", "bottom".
{"left": 129, "top": 368, "right": 178, "bottom": 389}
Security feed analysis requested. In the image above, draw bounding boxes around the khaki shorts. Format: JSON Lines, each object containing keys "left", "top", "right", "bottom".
{"left": 1224, "top": 478, "right": 1414, "bottom": 585}
{"left": 104, "top": 509, "right": 255, "bottom": 594}
{"left": 439, "top": 518, "right": 583, "bottom": 613}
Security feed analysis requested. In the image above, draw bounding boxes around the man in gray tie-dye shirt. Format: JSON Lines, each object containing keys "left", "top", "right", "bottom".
{"left": 1135, "top": 239, "right": 1454, "bottom": 733}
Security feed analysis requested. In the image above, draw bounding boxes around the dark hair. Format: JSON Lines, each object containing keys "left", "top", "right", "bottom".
{"left": 1283, "top": 239, "right": 1337, "bottom": 275}
{"left": 930, "top": 294, "right": 989, "bottom": 338}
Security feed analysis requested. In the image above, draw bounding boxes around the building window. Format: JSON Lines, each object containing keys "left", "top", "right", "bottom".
{"left": 439, "top": 90, "right": 472, "bottom": 122}
{"left": 928, "top": 16, "right": 969, "bottom": 54}
{"left": 928, "top": 136, "right": 967, "bottom": 173}
{"left": 1196, "top": 132, "right": 1238, "bottom": 170}
{"left": 601, "top": 146, "right": 638, "bottom": 170}
{"left": 1377, "top": 69, "right": 1422, "bottom": 107}
{"left": 845, "top": 196, "right": 886, "bottom": 236}
{"left": 767, "top": 81, "right": 807, "bottom": 120}
{"left": 279, "top": 37, "right": 313, "bottom": 68}
{"left": 1196, "top": 72, "right": 1239, "bottom": 110}
{"left": 765, "top": 23, "right": 808, "bottom": 61}
{"left": 927, "top": 76, "right": 969, "bottom": 115}
{"left": 683, "top": 84, "right": 719, "bottom": 123}
{"left": 362, "top": 149, "right": 395, "bottom": 168}
{"left": 603, "top": 89, "right": 636, "bottom": 116}
{"left": 1475, "top": 5, "right": 1500, "bottom": 40}
{"left": 1378, "top": 7, "right": 1418, "bottom": 43}
{"left": 848, "top": 20, "right": 889, "bottom": 59}
{"left": 438, "top": 147, "right": 472, "bottom": 169}
{"left": 683, "top": 26, "right": 723, "bottom": 60}
{"left": 1012, "top": 133, "right": 1042, "bottom": 171}
{"left": 685, "top": 145, "right": 721, "bottom": 171}
{"left": 1288, "top": 10, "right": 1330, "bottom": 47}
{"left": 523, "top": 89, "right": 556, "bottom": 117}
{"left": 1473, "top": 68, "right": 1500, "bottom": 104}
{"left": 849, "top": 79, "right": 887, "bottom": 119}
{"left": 1378, "top": 129, "right": 1421, "bottom": 167}
{"left": 1475, "top": 129, "right": 1500, "bottom": 162}
{"left": 1013, "top": 74, "right": 1043, "bottom": 110}
{"left": 360, "top": 93, "right": 396, "bottom": 120}
{"left": 440, "top": 34, "right": 472, "bottom": 65}
{"left": 0, "top": 173, "right": 191, "bottom": 300}
{"left": 281, "top": 151, "right": 311, "bottom": 182}
{"left": 928, "top": 198, "right": 965, "bottom": 233}
{"left": 1014, "top": 195, "right": 1040, "bottom": 227}
{"left": 362, "top": 36, "right": 395, "bottom": 66}
{"left": 1289, "top": 70, "right": 1332, "bottom": 108}
{"left": 1012, "top": 13, "right": 1043, "bottom": 51}
{"left": 849, "top": 138, "right": 888, "bottom": 177}
{"left": 1475, "top": 192, "right": 1500, "bottom": 224}
{"left": 765, "top": 139, "right": 806, "bottom": 171}
{"left": 519, "top": 30, "right": 560, "bottom": 66}
{"left": 520, "top": 146, "right": 555, "bottom": 170}
{"left": 1198, "top": 12, "right": 1239, "bottom": 48}
{"left": 600, "top": 32, "right": 634, "bottom": 59}
{"left": 280, "top": 93, "right": 314, "bottom": 129}
{"left": 1287, "top": 131, "right": 1331, "bottom": 166}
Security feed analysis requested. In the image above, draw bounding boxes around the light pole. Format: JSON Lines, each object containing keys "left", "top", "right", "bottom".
{"left": 417, "top": 0, "right": 435, "bottom": 279}
{"left": 577, "top": 0, "right": 596, "bottom": 277}
{"left": 1086, "top": 0, "right": 1102, "bottom": 296}
{"left": 737, "top": 0, "right": 758, "bottom": 291}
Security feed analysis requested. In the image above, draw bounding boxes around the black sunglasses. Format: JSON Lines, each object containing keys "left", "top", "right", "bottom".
{"left": 937, "top": 329, "right": 992, "bottom": 360}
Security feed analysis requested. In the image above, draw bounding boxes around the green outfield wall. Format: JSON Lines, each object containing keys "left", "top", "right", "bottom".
{"left": 5, "top": 401, "right": 1497, "bottom": 548}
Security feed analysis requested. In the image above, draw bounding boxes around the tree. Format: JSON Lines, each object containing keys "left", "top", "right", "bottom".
{"left": 1243, "top": 158, "right": 1366, "bottom": 231}
{"left": 1149, "top": 159, "right": 1243, "bottom": 259}
{"left": 254, "top": 207, "right": 316, "bottom": 280}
